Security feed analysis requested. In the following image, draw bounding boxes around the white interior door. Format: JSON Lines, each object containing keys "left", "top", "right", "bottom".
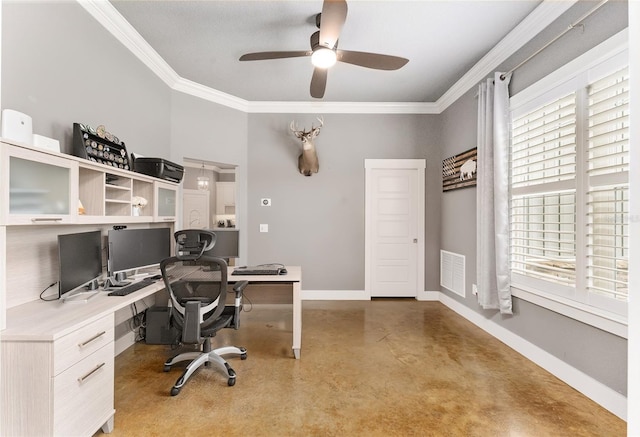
{"left": 182, "top": 189, "right": 210, "bottom": 229}
{"left": 365, "top": 160, "right": 425, "bottom": 298}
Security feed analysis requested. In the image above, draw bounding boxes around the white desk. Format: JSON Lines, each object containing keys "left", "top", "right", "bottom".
{"left": 0, "top": 265, "right": 302, "bottom": 436}
{"left": 228, "top": 265, "right": 302, "bottom": 359}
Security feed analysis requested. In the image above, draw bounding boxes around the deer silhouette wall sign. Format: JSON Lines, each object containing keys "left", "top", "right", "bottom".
{"left": 290, "top": 117, "right": 323, "bottom": 176}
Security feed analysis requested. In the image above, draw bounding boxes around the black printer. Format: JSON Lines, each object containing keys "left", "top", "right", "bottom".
{"left": 133, "top": 157, "right": 184, "bottom": 183}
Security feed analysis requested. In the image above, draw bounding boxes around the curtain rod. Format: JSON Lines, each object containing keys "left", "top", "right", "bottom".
{"left": 500, "top": 0, "right": 609, "bottom": 81}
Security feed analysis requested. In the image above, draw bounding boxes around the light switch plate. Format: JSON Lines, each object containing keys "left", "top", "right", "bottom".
{"left": 260, "top": 224, "right": 269, "bottom": 232}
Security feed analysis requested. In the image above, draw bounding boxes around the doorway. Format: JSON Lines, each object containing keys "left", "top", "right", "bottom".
{"left": 365, "top": 159, "right": 425, "bottom": 298}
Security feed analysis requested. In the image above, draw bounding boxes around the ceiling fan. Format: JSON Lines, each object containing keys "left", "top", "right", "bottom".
{"left": 238, "top": 0, "right": 409, "bottom": 99}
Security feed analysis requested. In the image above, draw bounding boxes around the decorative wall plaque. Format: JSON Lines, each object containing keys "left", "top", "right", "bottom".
{"left": 442, "top": 147, "right": 477, "bottom": 191}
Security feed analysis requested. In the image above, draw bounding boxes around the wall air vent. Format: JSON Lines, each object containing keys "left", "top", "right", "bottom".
{"left": 440, "top": 250, "right": 465, "bottom": 297}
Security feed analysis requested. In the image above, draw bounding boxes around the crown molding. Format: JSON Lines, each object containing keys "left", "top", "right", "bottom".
{"left": 79, "top": 0, "right": 577, "bottom": 115}
{"left": 172, "top": 77, "right": 250, "bottom": 112}
{"left": 246, "top": 101, "right": 439, "bottom": 114}
{"left": 435, "top": 0, "right": 578, "bottom": 112}
{"left": 78, "top": 0, "right": 180, "bottom": 88}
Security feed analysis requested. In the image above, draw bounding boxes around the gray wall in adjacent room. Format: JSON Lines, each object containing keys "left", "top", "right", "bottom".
{"left": 439, "top": 0, "right": 628, "bottom": 395}
{"left": 1, "top": 2, "right": 171, "bottom": 158}
{"left": 247, "top": 113, "right": 442, "bottom": 292}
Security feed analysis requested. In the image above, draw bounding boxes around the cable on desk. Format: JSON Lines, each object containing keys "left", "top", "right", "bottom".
{"left": 39, "top": 282, "right": 59, "bottom": 301}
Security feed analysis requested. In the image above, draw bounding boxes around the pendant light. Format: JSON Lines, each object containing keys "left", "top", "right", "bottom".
{"left": 197, "top": 163, "right": 209, "bottom": 191}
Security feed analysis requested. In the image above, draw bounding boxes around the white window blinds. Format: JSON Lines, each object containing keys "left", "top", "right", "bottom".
{"left": 510, "top": 93, "right": 577, "bottom": 287}
{"left": 510, "top": 61, "right": 629, "bottom": 315}
{"left": 586, "top": 67, "right": 629, "bottom": 302}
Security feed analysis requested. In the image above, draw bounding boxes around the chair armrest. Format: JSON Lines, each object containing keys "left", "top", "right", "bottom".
{"left": 182, "top": 300, "right": 202, "bottom": 344}
{"left": 233, "top": 280, "right": 249, "bottom": 297}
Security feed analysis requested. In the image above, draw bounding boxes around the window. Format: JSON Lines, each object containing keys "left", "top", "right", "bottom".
{"left": 509, "top": 48, "right": 629, "bottom": 319}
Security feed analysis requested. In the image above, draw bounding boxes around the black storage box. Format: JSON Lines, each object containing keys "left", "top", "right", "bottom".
{"left": 133, "top": 157, "right": 184, "bottom": 183}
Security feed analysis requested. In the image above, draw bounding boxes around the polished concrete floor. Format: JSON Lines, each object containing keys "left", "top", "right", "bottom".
{"left": 104, "top": 300, "right": 625, "bottom": 436}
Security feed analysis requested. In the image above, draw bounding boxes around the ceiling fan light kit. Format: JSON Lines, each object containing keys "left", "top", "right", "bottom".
{"left": 311, "top": 48, "right": 337, "bottom": 69}
{"left": 239, "top": 0, "right": 408, "bottom": 99}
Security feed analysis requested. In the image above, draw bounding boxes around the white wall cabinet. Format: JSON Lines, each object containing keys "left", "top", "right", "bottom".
{"left": 216, "top": 181, "right": 235, "bottom": 215}
{"left": 154, "top": 182, "right": 178, "bottom": 222}
{"left": 1, "top": 143, "right": 78, "bottom": 225}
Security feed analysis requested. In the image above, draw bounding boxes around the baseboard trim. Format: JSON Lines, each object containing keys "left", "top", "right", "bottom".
{"left": 438, "top": 293, "right": 627, "bottom": 421}
{"left": 302, "top": 290, "right": 370, "bottom": 300}
{"left": 417, "top": 291, "right": 440, "bottom": 301}
{"left": 302, "top": 290, "right": 441, "bottom": 301}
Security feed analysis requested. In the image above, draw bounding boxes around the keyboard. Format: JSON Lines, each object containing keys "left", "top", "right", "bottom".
{"left": 232, "top": 266, "right": 281, "bottom": 276}
{"left": 107, "top": 279, "right": 155, "bottom": 296}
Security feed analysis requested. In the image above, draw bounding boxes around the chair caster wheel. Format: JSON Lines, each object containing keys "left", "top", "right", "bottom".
{"left": 170, "top": 387, "right": 181, "bottom": 396}
{"left": 241, "top": 353, "right": 248, "bottom": 360}
{"left": 228, "top": 377, "right": 236, "bottom": 386}
{"left": 163, "top": 365, "right": 171, "bottom": 372}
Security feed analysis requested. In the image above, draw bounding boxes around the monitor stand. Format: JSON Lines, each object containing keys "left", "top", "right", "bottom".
{"left": 103, "top": 277, "right": 131, "bottom": 288}
{"left": 62, "top": 281, "right": 100, "bottom": 303}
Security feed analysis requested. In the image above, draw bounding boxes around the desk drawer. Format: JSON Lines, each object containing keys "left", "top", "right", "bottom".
{"left": 54, "top": 341, "right": 114, "bottom": 437}
{"left": 54, "top": 314, "right": 114, "bottom": 375}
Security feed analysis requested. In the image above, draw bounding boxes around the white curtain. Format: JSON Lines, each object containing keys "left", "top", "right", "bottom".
{"left": 476, "top": 72, "right": 512, "bottom": 314}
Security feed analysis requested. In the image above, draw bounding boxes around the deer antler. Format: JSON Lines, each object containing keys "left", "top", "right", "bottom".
{"left": 290, "top": 121, "right": 305, "bottom": 139}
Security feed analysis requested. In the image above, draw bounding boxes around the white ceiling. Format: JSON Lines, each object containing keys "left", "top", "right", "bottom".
{"left": 107, "top": 0, "right": 546, "bottom": 104}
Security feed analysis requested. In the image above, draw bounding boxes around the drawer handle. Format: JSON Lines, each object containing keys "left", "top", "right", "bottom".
{"left": 31, "top": 217, "right": 63, "bottom": 222}
{"left": 78, "top": 362, "right": 106, "bottom": 384}
{"left": 162, "top": 217, "right": 174, "bottom": 221}
{"left": 78, "top": 331, "right": 106, "bottom": 348}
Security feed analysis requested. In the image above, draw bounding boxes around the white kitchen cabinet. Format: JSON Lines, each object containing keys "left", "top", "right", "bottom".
{"left": 216, "top": 182, "right": 235, "bottom": 215}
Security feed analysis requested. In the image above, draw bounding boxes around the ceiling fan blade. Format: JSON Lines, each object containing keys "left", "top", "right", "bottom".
{"left": 337, "top": 50, "right": 409, "bottom": 70}
{"left": 319, "top": 0, "right": 347, "bottom": 49}
{"left": 239, "top": 51, "right": 311, "bottom": 61}
{"left": 310, "top": 67, "right": 328, "bottom": 98}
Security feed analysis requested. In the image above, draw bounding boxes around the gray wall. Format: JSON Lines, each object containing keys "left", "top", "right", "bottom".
{"left": 1, "top": 2, "right": 171, "bottom": 158}
{"left": 169, "top": 91, "right": 248, "bottom": 257}
{"left": 247, "top": 113, "right": 441, "bottom": 291}
{"left": 439, "top": 0, "right": 628, "bottom": 395}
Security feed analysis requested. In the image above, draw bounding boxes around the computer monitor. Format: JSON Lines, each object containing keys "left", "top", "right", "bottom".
{"left": 107, "top": 228, "right": 171, "bottom": 284}
{"left": 203, "top": 229, "right": 239, "bottom": 259}
{"left": 58, "top": 230, "right": 103, "bottom": 302}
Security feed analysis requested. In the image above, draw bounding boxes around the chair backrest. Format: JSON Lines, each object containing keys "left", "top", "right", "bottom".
{"left": 174, "top": 229, "right": 216, "bottom": 261}
{"left": 160, "top": 256, "right": 229, "bottom": 334}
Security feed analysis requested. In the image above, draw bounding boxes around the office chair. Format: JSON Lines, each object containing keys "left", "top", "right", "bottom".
{"left": 160, "top": 229, "right": 248, "bottom": 396}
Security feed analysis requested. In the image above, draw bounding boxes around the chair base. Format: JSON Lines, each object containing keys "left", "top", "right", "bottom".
{"left": 164, "top": 345, "right": 247, "bottom": 396}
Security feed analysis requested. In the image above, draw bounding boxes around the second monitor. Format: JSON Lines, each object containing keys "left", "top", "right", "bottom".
{"left": 107, "top": 228, "right": 171, "bottom": 284}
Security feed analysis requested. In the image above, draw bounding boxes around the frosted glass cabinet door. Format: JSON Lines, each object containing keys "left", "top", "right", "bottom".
{"left": 1, "top": 145, "right": 78, "bottom": 224}
{"left": 155, "top": 183, "right": 177, "bottom": 221}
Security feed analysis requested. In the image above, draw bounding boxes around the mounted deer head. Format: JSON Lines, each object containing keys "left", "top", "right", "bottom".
{"left": 290, "top": 116, "right": 323, "bottom": 176}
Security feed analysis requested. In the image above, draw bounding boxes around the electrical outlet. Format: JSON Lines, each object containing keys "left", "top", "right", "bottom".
{"left": 472, "top": 284, "right": 478, "bottom": 295}
{"left": 261, "top": 198, "right": 271, "bottom": 206}
{"left": 260, "top": 224, "right": 269, "bottom": 233}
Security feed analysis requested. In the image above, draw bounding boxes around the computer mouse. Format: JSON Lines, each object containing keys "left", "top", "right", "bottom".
{"left": 279, "top": 268, "right": 287, "bottom": 275}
